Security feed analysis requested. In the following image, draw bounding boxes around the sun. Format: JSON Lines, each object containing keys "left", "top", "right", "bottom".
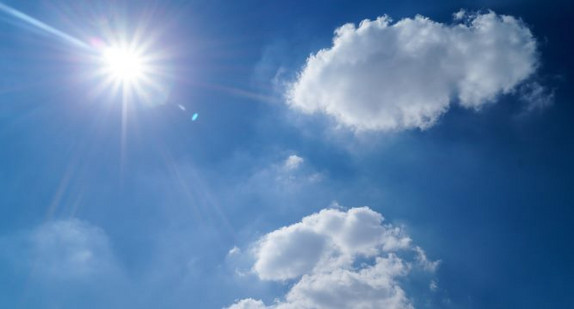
{"left": 101, "top": 46, "right": 147, "bottom": 84}
{"left": 91, "top": 36, "right": 167, "bottom": 105}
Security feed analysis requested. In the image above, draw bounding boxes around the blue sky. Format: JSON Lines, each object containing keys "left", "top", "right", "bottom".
{"left": 0, "top": 0, "right": 573, "bottom": 308}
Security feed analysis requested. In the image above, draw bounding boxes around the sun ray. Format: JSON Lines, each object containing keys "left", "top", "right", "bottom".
{"left": 0, "top": 2, "right": 90, "bottom": 50}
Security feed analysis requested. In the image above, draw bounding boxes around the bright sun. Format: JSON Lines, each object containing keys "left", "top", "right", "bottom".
{"left": 102, "top": 46, "right": 146, "bottom": 83}
{"left": 94, "top": 39, "right": 164, "bottom": 103}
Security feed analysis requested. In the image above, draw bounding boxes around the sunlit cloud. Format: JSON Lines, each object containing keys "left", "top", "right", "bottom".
{"left": 228, "top": 207, "right": 439, "bottom": 309}
{"left": 288, "top": 11, "right": 542, "bottom": 132}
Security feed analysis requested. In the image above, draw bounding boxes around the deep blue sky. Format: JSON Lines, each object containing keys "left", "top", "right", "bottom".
{"left": 0, "top": 0, "right": 573, "bottom": 308}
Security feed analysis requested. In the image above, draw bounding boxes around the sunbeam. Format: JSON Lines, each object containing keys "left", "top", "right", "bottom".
{"left": 0, "top": 2, "right": 90, "bottom": 50}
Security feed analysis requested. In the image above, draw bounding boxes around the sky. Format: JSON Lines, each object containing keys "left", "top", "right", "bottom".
{"left": 0, "top": 0, "right": 573, "bottom": 308}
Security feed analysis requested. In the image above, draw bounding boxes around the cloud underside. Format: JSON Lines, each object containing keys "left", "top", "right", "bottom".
{"left": 228, "top": 207, "right": 437, "bottom": 309}
{"left": 288, "top": 11, "right": 539, "bottom": 131}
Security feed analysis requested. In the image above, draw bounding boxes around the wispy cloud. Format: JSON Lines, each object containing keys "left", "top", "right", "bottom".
{"left": 518, "top": 81, "right": 554, "bottom": 113}
{"left": 29, "top": 219, "right": 120, "bottom": 281}
{"left": 0, "top": 219, "right": 132, "bottom": 307}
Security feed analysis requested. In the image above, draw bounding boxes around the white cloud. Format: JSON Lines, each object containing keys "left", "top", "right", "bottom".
{"left": 519, "top": 81, "right": 554, "bottom": 112}
{"left": 229, "top": 246, "right": 241, "bottom": 256}
{"left": 228, "top": 298, "right": 268, "bottom": 309}
{"left": 453, "top": 10, "right": 466, "bottom": 21}
{"left": 288, "top": 11, "right": 540, "bottom": 132}
{"left": 430, "top": 280, "right": 438, "bottom": 292}
{"left": 414, "top": 246, "right": 440, "bottom": 272}
{"left": 30, "top": 219, "right": 118, "bottom": 280}
{"left": 239, "top": 154, "right": 322, "bottom": 199}
{"left": 228, "top": 207, "right": 437, "bottom": 309}
{"left": 284, "top": 155, "right": 304, "bottom": 170}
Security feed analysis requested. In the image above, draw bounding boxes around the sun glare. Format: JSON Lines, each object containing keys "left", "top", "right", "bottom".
{"left": 102, "top": 46, "right": 146, "bottom": 83}
{"left": 91, "top": 33, "right": 167, "bottom": 106}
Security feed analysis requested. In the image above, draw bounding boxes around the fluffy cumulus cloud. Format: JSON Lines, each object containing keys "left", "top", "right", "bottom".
{"left": 227, "top": 207, "right": 438, "bottom": 309}
{"left": 288, "top": 11, "right": 540, "bottom": 131}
